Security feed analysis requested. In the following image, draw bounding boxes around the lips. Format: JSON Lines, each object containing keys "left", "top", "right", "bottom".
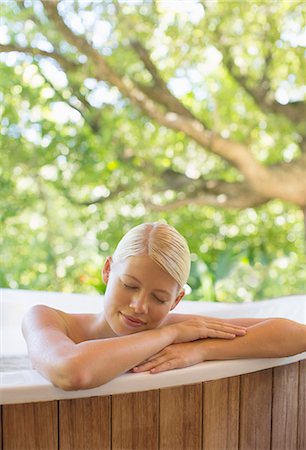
{"left": 120, "top": 312, "right": 146, "bottom": 328}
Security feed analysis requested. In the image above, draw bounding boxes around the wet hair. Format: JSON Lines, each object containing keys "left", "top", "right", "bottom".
{"left": 112, "top": 222, "right": 191, "bottom": 288}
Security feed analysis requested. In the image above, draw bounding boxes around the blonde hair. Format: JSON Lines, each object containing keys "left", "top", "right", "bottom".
{"left": 112, "top": 222, "right": 191, "bottom": 288}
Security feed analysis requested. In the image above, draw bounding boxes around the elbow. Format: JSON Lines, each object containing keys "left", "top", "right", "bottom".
{"left": 56, "top": 374, "right": 90, "bottom": 392}
{"left": 50, "top": 356, "right": 92, "bottom": 391}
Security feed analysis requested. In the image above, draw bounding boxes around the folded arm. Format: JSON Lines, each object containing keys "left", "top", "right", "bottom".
{"left": 22, "top": 305, "right": 246, "bottom": 390}
{"left": 167, "top": 312, "right": 269, "bottom": 327}
{"left": 133, "top": 318, "right": 306, "bottom": 374}
{"left": 22, "top": 305, "right": 177, "bottom": 390}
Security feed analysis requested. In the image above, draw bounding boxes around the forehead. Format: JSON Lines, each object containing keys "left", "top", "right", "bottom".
{"left": 114, "top": 255, "right": 179, "bottom": 293}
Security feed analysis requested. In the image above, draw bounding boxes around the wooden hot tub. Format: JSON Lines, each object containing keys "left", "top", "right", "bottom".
{"left": 1, "top": 289, "right": 305, "bottom": 449}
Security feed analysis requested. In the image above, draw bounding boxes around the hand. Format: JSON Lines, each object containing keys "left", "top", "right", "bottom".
{"left": 168, "top": 318, "right": 247, "bottom": 344}
{"left": 133, "top": 342, "right": 205, "bottom": 374}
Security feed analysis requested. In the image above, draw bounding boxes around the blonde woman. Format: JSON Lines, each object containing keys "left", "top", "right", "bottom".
{"left": 22, "top": 222, "right": 306, "bottom": 390}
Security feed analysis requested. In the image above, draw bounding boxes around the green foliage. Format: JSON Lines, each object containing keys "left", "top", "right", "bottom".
{"left": 0, "top": 0, "right": 305, "bottom": 301}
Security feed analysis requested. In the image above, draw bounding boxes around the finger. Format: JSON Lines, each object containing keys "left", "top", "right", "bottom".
{"left": 206, "top": 330, "right": 237, "bottom": 339}
{"left": 214, "top": 327, "right": 247, "bottom": 337}
{"left": 222, "top": 325, "right": 247, "bottom": 335}
{"left": 150, "top": 359, "right": 178, "bottom": 374}
{"left": 206, "top": 321, "right": 247, "bottom": 331}
{"left": 207, "top": 323, "right": 247, "bottom": 336}
{"left": 233, "top": 329, "right": 247, "bottom": 336}
{"left": 133, "top": 364, "right": 152, "bottom": 373}
{"left": 205, "top": 319, "right": 246, "bottom": 328}
{"left": 139, "top": 351, "right": 166, "bottom": 364}
{"left": 133, "top": 357, "right": 166, "bottom": 372}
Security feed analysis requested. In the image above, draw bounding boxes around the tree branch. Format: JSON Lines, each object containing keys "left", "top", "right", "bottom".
{"left": 0, "top": 44, "right": 104, "bottom": 133}
{"left": 36, "top": 63, "right": 86, "bottom": 118}
{"left": 201, "top": 1, "right": 306, "bottom": 127}
{"left": 220, "top": 45, "right": 305, "bottom": 126}
{"left": 130, "top": 40, "right": 165, "bottom": 88}
{"left": 61, "top": 184, "right": 128, "bottom": 207}
{"left": 42, "top": 0, "right": 115, "bottom": 81}
{"left": 7, "top": 0, "right": 288, "bottom": 200}
{"left": 135, "top": 81, "right": 195, "bottom": 119}
{"left": 41, "top": 1, "right": 268, "bottom": 182}
{"left": 0, "top": 43, "right": 77, "bottom": 71}
{"left": 146, "top": 178, "right": 269, "bottom": 210}
{"left": 161, "top": 152, "right": 306, "bottom": 208}
{"left": 131, "top": 40, "right": 196, "bottom": 119}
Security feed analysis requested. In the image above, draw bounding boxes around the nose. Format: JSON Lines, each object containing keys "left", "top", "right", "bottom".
{"left": 129, "top": 291, "right": 148, "bottom": 314}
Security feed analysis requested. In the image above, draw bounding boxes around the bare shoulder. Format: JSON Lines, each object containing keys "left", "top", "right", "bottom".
{"left": 22, "top": 304, "right": 100, "bottom": 343}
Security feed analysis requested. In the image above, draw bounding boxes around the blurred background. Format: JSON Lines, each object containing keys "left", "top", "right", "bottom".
{"left": 0, "top": 0, "right": 305, "bottom": 302}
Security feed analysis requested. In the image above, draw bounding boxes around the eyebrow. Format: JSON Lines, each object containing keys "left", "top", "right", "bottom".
{"left": 124, "top": 274, "right": 172, "bottom": 297}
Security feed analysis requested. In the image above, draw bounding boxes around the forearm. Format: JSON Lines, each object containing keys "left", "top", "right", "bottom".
{"left": 132, "top": 318, "right": 306, "bottom": 375}
{"left": 167, "top": 312, "right": 267, "bottom": 327}
{"left": 51, "top": 326, "right": 176, "bottom": 390}
{"left": 201, "top": 318, "right": 306, "bottom": 361}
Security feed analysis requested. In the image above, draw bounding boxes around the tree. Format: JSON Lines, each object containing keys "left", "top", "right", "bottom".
{"left": 0, "top": 0, "right": 305, "bottom": 300}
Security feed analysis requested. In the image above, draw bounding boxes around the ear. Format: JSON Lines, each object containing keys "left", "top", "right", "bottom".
{"left": 170, "top": 289, "right": 185, "bottom": 311}
{"left": 102, "top": 256, "right": 112, "bottom": 284}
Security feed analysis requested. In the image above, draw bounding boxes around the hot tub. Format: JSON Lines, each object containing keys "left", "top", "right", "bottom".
{"left": 1, "top": 289, "right": 305, "bottom": 450}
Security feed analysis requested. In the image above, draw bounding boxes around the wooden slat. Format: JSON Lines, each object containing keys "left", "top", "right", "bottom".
{"left": 203, "top": 376, "right": 239, "bottom": 450}
{"left": 298, "top": 359, "right": 306, "bottom": 450}
{"left": 0, "top": 406, "right": 2, "bottom": 450}
{"left": 59, "top": 396, "right": 110, "bottom": 450}
{"left": 2, "top": 401, "right": 58, "bottom": 450}
{"left": 159, "top": 383, "right": 202, "bottom": 450}
{"left": 271, "top": 362, "right": 299, "bottom": 450}
{"left": 239, "top": 369, "right": 273, "bottom": 450}
{"left": 112, "top": 390, "right": 158, "bottom": 450}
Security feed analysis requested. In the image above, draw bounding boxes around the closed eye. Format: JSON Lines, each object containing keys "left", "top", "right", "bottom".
{"left": 122, "top": 282, "right": 138, "bottom": 290}
{"left": 153, "top": 295, "right": 167, "bottom": 304}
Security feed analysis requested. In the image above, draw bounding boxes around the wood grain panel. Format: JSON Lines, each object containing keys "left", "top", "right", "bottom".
{"left": 59, "top": 396, "right": 110, "bottom": 450}
{"left": 298, "top": 359, "right": 306, "bottom": 450}
{"left": 239, "top": 369, "right": 273, "bottom": 450}
{"left": 0, "top": 406, "right": 2, "bottom": 450}
{"left": 159, "top": 383, "right": 202, "bottom": 450}
{"left": 271, "top": 362, "right": 299, "bottom": 450}
{"left": 203, "top": 376, "right": 239, "bottom": 450}
{"left": 2, "top": 401, "right": 58, "bottom": 450}
{"left": 112, "top": 390, "right": 158, "bottom": 450}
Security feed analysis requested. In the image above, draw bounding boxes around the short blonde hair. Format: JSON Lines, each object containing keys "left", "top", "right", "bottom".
{"left": 112, "top": 222, "right": 191, "bottom": 288}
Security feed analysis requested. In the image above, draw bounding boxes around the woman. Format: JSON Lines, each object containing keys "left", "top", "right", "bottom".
{"left": 22, "top": 222, "right": 306, "bottom": 390}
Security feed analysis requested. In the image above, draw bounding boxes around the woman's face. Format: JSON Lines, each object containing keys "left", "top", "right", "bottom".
{"left": 102, "top": 255, "right": 184, "bottom": 336}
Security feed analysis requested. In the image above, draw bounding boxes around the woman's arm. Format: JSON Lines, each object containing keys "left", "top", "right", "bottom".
{"left": 133, "top": 318, "right": 306, "bottom": 374}
{"left": 166, "top": 312, "right": 268, "bottom": 327}
{"left": 22, "top": 305, "right": 246, "bottom": 390}
{"left": 202, "top": 318, "right": 306, "bottom": 359}
{"left": 22, "top": 305, "right": 177, "bottom": 390}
